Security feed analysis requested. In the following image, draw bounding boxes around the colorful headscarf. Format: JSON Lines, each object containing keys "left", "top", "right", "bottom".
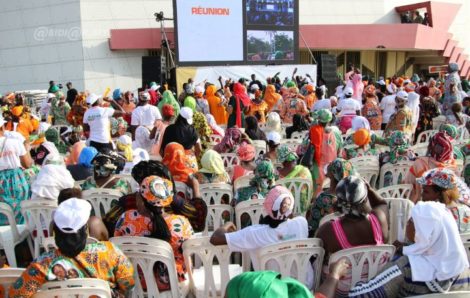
{"left": 462, "top": 80, "right": 470, "bottom": 93}
{"left": 286, "top": 80, "right": 296, "bottom": 88}
{"left": 312, "top": 109, "right": 332, "bottom": 124}
{"left": 353, "top": 128, "right": 371, "bottom": 147}
{"left": 263, "top": 186, "right": 294, "bottom": 220}
{"left": 117, "top": 135, "right": 133, "bottom": 162}
{"left": 11, "top": 105, "right": 24, "bottom": 117}
{"left": 233, "top": 83, "right": 252, "bottom": 127}
{"left": 439, "top": 124, "right": 458, "bottom": 140}
{"left": 110, "top": 117, "right": 128, "bottom": 136}
{"left": 237, "top": 144, "right": 256, "bottom": 162}
{"left": 277, "top": 145, "right": 298, "bottom": 163}
{"left": 336, "top": 176, "right": 368, "bottom": 216}
{"left": 158, "top": 90, "right": 180, "bottom": 118}
{"left": 326, "top": 158, "right": 355, "bottom": 182}
{"left": 193, "top": 111, "right": 212, "bottom": 139}
{"left": 206, "top": 114, "right": 225, "bottom": 137}
{"left": 199, "top": 149, "right": 225, "bottom": 175}
{"left": 226, "top": 271, "right": 311, "bottom": 298}
{"left": 429, "top": 132, "right": 453, "bottom": 163}
{"left": 263, "top": 84, "right": 281, "bottom": 111}
{"left": 162, "top": 142, "right": 196, "bottom": 183}
{"left": 250, "top": 160, "right": 276, "bottom": 188}
{"left": 183, "top": 96, "right": 196, "bottom": 113}
{"left": 140, "top": 176, "right": 174, "bottom": 208}
{"left": 417, "top": 168, "right": 457, "bottom": 189}
{"left": 213, "top": 127, "right": 242, "bottom": 153}
{"left": 45, "top": 128, "right": 67, "bottom": 154}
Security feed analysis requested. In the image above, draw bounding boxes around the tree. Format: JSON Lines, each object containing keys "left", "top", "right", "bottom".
{"left": 274, "top": 33, "right": 293, "bottom": 52}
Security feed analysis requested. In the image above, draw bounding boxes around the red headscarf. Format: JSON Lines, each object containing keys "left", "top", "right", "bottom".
{"left": 429, "top": 132, "right": 453, "bottom": 163}
{"left": 232, "top": 83, "right": 251, "bottom": 127}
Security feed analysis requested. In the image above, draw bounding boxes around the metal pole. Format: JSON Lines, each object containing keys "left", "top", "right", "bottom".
{"left": 299, "top": 31, "right": 317, "bottom": 64}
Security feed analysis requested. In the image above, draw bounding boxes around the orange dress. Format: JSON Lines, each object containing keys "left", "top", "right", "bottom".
{"left": 206, "top": 85, "right": 227, "bottom": 125}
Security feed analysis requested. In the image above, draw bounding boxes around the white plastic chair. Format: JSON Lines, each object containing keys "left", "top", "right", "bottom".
{"left": 202, "top": 205, "right": 234, "bottom": 236}
{"left": 252, "top": 140, "right": 267, "bottom": 158}
{"left": 50, "top": 125, "right": 70, "bottom": 135}
{"left": 432, "top": 115, "right": 447, "bottom": 130}
{"left": 0, "top": 203, "right": 33, "bottom": 268}
{"left": 275, "top": 178, "right": 313, "bottom": 216}
{"left": 42, "top": 236, "right": 98, "bottom": 252}
{"left": 183, "top": 236, "right": 242, "bottom": 298}
{"left": 199, "top": 183, "right": 233, "bottom": 205}
{"left": 220, "top": 153, "right": 240, "bottom": 168}
{"left": 356, "top": 167, "right": 380, "bottom": 189}
{"left": 318, "top": 212, "right": 341, "bottom": 228}
{"left": 82, "top": 188, "right": 122, "bottom": 218}
{"left": 377, "top": 184, "right": 413, "bottom": 200}
{"left": 0, "top": 268, "right": 25, "bottom": 298}
{"left": 280, "top": 138, "right": 302, "bottom": 152}
{"left": 291, "top": 131, "right": 308, "bottom": 140}
{"left": 328, "top": 245, "right": 396, "bottom": 290}
{"left": 33, "top": 278, "right": 112, "bottom": 298}
{"left": 384, "top": 198, "right": 414, "bottom": 244}
{"left": 73, "top": 180, "right": 85, "bottom": 189}
{"left": 415, "top": 129, "right": 438, "bottom": 145}
{"left": 349, "top": 156, "right": 380, "bottom": 169}
{"left": 371, "top": 130, "right": 384, "bottom": 138}
{"left": 408, "top": 292, "right": 470, "bottom": 298}
{"left": 255, "top": 239, "right": 324, "bottom": 290}
{"left": 110, "top": 236, "right": 185, "bottom": 298}
{"left": 410, "top": 143, "right": 428, "bottom": 157}
{"left": 175, "top": 181, "right": 192, "bottom": 200}
{"left": 461, "top": 232, "right": 470, "bottom": 261}
{"left": 20, "top": 199, "right": 57, "bottom": 258}
{"left": 209, "top": 134, "right": 223, "bottom": 147}
{"left": 233, "top": 174, "right": 254, "bottom": 193}
{"left": 378, "top": 162, "right": 412, "bottom": 188}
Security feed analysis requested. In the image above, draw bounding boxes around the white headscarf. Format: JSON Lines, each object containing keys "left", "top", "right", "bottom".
{"left": 31, "top": 154, "right": 75, "bottom": 200}
{"left": 132, "top": 126, "right": 153, "bottom": 151}
{"left": 351, "top": 116, "right": 371, "bottom": 132}
{"left": 403, "top": 201, "right": 469, "bottom": 282}
{"left": 206, "top": 114, "right": 225, "bottom": 137}
{"left": 266, "top": 112, "right": 282, "bottom": 134}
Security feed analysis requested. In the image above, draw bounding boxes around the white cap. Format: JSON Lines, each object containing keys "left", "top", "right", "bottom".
{"left": 150, "top": 84, "right": 160, "bottom": 91}
{"left": 195, "top": 85, "right": 205, "bottom": 94}
{"left": 141, "top": 92, "right": 150, "bottom": 101}
{"left": 250, "top": 84, "right": 260, "bottom": 91}
{"left": 343, "top": 87, "right": 353, "bottom": 96}
{"left": 396, "top": 91, "right": 409, "bottom": 100}
{"left": 377, "top": 79, "right": 386, "bottom": 86}
{"left": 132, "top": 148, "right": 150, "bottom": 166}
{"left": 47, "top": 93, "right": 56, "bottom": 99}
{"left": 86, "top": 93, "right": 101, "bottom": 105}
{"left": 386, "top": 84, "right": 397, "bottom": 94}
{"left": 267, "top": 131, "right": 281, "bottom": 144}
{"left": 54, "top": 198, "right": 91, "bottom": 233}
{"left": 180, "top": 107, "right": 194, "bottom": 125}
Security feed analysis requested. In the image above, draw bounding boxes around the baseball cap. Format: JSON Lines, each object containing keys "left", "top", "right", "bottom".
{"left": 86, "top": 93, "right": 101, "bottom": 105}
{"left": 343, "top": 87, "right": 353, "bottom": 96}
{"left": 180, "top": 107, "right": 193, "bottom": 125}
{"left": 141, "top": 92, "right": 150, "bottom": 101}
{"left": 47, "top": 93, "right": 56, "bottom": 99}
{"left": 53, "top": 198, "right": 91, "bottom": 233}
{"left": 267, "top": 131, "right": 281, "bottom": 145}
{"left": 195, "top": 86, "right": 205, "bottom": 94}
{"left": 396, "top": 91, "right": 409, "bottom": 100}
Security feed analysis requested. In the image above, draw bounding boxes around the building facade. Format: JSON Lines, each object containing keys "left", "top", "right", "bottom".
{"left": 1, "top": 0, "right": 469, "bottom": 94}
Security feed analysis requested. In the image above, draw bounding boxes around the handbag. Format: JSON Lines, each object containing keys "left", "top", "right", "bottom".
{"left": 300, "top": 142, "right": 314, "bottom": 168}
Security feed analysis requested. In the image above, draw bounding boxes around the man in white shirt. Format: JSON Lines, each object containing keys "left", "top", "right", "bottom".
{"left": 336, "top": 87, "right": 361, "bottom": 133}
{"left": 405, "top": 84, "right": 420, "bottom": 135}
{"left": 83, "top": 93, "right": 124, "bottom": 152}
{"left": 210, "top": 186, "right": 313, "bottom": 289}
{"left": 131, "top": 92, "right": 162, "bottom": 139}
{"left": 379, "top": 84, "right": 397, "bottom": 130}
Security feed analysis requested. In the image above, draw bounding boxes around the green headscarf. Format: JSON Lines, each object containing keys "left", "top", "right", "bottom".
{"left": 439, "top": 123, "right": 458, "bottom": 139}
{"left": 250, "top": 160, "right": 276, "bottom": 189}
{"left": 226, "top": 271, "right": 312, "bottom": 298}
{"left": 312, "top": 109, "right": 333, "bottom": 124}
{"left": 184, "top": 96, "right": 197, "bottom": 113}
{"left": 286, "top": 80, "right": 296, "bottom": 88}
{"left": 387, "top": 131, "right": 411, "bottom": 164}
{"left": 277, "top": 144, "right": 298, "bottom": 163}
{"left": 326, "top": 158, "right": 355, "bottom": 182}
{"left": 158, "top": 90, "right": 180, "bottom": 118}
{"left": 45, "top": 128, "right": 67, "bottom": 154}
{"left": 50, "top": 85, "right": 59, "bottom": 93}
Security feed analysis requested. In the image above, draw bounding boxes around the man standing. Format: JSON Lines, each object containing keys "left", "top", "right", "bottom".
{"left": 380, "top": 84, "right": 397, "bottom": 130}
{"left": 384, "top": 91, "right": 413, "bottom": 137}
{"left": 65, "top": 82, "right": 78, "bottom": 107}
{"left": 131, "top": 92, "right": 162, "bottom": 138}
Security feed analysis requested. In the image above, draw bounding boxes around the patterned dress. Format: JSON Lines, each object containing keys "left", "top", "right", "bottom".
{"left": 9, "top": 242, "right": 135, "bottom": 297}
{"left": 362, "top": 98, "right": 382, "bottom": 130}
{"left": 114, "top": 210, "right": 193, "bottom": 290}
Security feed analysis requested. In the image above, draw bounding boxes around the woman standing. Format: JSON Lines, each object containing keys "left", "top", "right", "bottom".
{"left": 263, "top": 84, "right": 283, "bottom": 112}
{"left": 415, "top": 86, "right": 440, "bottom": 139}
{"left": 361, "top": 85, "right": 382, "bottom": 130}
{"left": 157, "top": 90, "right": 180, "bottom": 119}
{"left": 227, "top": 83, "right": 251, "bottom": 128}
{"left": 206, "top": 85, "right": 228, "bottom": 125}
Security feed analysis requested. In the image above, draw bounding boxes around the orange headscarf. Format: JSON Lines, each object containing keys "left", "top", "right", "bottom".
{"left": 206, "top": 85, "right": 227, "bottom": 125}
{"left": 162, "top": 142, "right": 196, "bottom": 183}
{"left": 353, "top": 128, "right": 371, "bottom": 147}
{"left": 263, "top": 84, "right": 281, "bottom": 111}
{"left": 11, "top": 106, "right": 23, "bottom": 117}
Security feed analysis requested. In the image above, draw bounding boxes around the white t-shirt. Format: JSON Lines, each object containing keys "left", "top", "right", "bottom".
{"left": 312, "top": 98, "right": 331, "bottom": 111}
{"left": 337, "top": 98, "right": 361, "bottom": 115}
{"left": 0, "top": 136, "right": 26, "bottom": 170}
{"left": 406, "top": 92, "right": 420, "bottom": 127}
{"left": 83, "top": 106, "right": 114, "bottom": 143}
{"left": 380, "top": 95, "right": 397, "bottom": 123}
{"left": 226, "top": 216, "right": 313, "bottom": 288}
{"left": 131, "top": 104, "right": 162, "bottom": 127}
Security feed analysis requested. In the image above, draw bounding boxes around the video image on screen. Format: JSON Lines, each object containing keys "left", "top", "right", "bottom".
{"left": 247, "top": 30, "right": 295, "bottom": 61}
{"left": 246, "top": 0, "right": 294, "bottom": 26}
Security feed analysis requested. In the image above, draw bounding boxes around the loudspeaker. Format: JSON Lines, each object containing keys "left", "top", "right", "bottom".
{"left": 319, "top": 54, "right": 338, "bottom": 96}
{"left": 142, "top": 56, "right": 162, "bottom": 88}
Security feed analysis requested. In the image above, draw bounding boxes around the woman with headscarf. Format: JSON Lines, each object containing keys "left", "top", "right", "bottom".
{"left": 361, "top": 85, "right": 382, "bottom": 130}
{"left": 193, "top": 111, "right": 212, "bottom": 159}
{"left": 116, "top": 135, "right": 133, "bottom": 162}
{"left": 245, "top": 116, "right": 267, "bottom": 141}
{"left": 306, "top": 158, "right": 355, "bottom": 236}
{"left": 376, "top": 131, "right": 416, "bottom": 168}
{"left": 66, "top": 92, "right": 88, "bottom": 126}
{"left": 439, "top": 123, "right": 464, "bottom": 161}
{"left": 247, "top": 89, "right": 269, "bottom": 123}
{"left": 150, "top": 104, "right": 174, "bottom": 159}
{"left": 44, "top": 128, "right": 67, "bottom": 154}
{"left": 206, "top": 84, "right": 228, "bottom": 125}
{"left": 110, "top": 117, "right": 128, "bottom": 139}
{"left": 132, "top": 126, "right": 153, "bottom": 152}
{"left": 263, "top": 84, "right": 283, "bottom": 112}
{"left": 194, "top": 149, "right": 230, "bottom": 184}
{"left": 415, "top": 86, "right": 440, "bottom": 139}
{"left": 157, "top": 90, "right": 180, "bottom": 119}
{"left": 206, "top": 114, "right": 225, "bottom": 137}
{"left": 305, "top": 109, "right": 342, "bottom": 195}
{"left": 285, "top": 114, "right": 309, "bottom": 139}
{"left": 342, "top": 128, "right": 378, "bottom": 159}
{"left": 350, "top": 73, "right": 364, "bottom": 101}
{"left": 280, "top": 87, "right": 309, "bottom": 124}
{"left": 417, "top": 168, "right": 470, "bottom": 232}
{"left": 65, "top": 126, "right": 86, "bottom": 166}
{"left": 121, "top": 91, "right": 136, "bottom": 125}
{"left": 446, "top": 102, "right": 470, "bottom": 127}
{"left": 31, "top": 154, "right": 75, "bottom": 201}
{"left": 228, "top": 83, "right": 251, "bottom": 128}
{"left": 348, "top": 201, "right": 470, "bottom": 297}
{"left": 50, "top": 91, "right": 71, "bottom": 125}
{"left": 6, "top": 105, "right": 35, "bottom": 140}
{"left": 428, "top": 77, "right": 442, "bottom": 102}
{"left": 264, "top": 111, "right": 283, "bottom": 135}
{"left": 114, "top": 175, "right": 193, "bottom": 291}
{"left": 234, "top": 160, "right": 276, "bottom": 204}
{"left": 213, "top": 127, "right": 250, "bottom": 154}
{"left": 211, "top": 186, "right": 313, "bottom": 289}
{"left": 277, "top": 145, "right": 312, "bottom": 213}
{"left": 383, "top": 91, "right": 413, "bottom": 137}
{"left": 317, "top": 176, "right": 388, "bottom": 297}
{"left": 81, "top": 152, "right": 131, "bottom": 195}
{"left": 66, "top": 146, "right": 97, "bottom": 181}
{"left": 405, "top": 131, "right": 457, "bottom": 203}
{"left": 232, "top": 144, "right": 256, "bottom": 183}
